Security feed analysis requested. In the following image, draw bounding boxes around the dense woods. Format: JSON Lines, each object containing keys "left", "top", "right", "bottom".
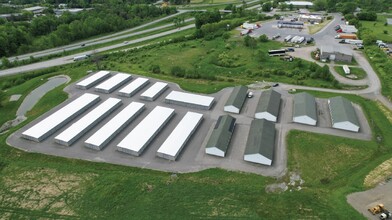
{"left": 0, "top": 2, "right": 176, "bottom": 57}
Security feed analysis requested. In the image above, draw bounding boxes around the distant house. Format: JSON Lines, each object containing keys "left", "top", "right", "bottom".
{"left": 320, "top": 45, "right": 353, "bottom": 63}
{"left": 23, "top": 6, "right": 46, "bottom": 15}
{"left": 254, "top": 89, "right": 281, "bottom": 122}
{"left": 244, "top": 119, "right": 276, "bottom": 166}
{"left": 292, "top": 92, "right": 317, "bottom": 126}
{"left": 284, "top": 1, "right": 313, "bottom": 8}
{"left": 205, "top": 115, "right": 236, "bottom": 157}
{"left": 387, "top": 18, "right": 392, "bottom": 26}
{"left": 224, "top": 86, "right": 248, "bottom": 114}
{"left": 328, "top": 96, "right": 360, "bottom": 132}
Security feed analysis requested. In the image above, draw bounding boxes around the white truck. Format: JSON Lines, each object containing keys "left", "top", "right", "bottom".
{"left": 73, "top": 54, "right": 90, "bottom": 61}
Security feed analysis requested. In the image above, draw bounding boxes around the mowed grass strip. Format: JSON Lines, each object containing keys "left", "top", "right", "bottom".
{"left": 334, "top": 66, "right": 367, "bottom": 80}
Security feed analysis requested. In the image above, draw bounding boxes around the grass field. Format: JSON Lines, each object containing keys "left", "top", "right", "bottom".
{"left": 0, "top": 68, "right": 391, "bottom": 218}
{"left": 308, "top": 19, "right": 332, "bottom": 35}
{"left": 334, "top": 66, "right": 367, "bottom": 80}
{"left": 360, "top": 15, "right": 392, "bottom": 42}
{"left": 103, "top": 36, "right": 342, "bottom": 93}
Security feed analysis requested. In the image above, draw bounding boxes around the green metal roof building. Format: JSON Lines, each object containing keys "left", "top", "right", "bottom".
{"left": 224, "top": 86, "right": 248, "bottom": 114}
{"left": 205, "top": 115, "right": 236, "bottom": 157}
{"left": 244, "top": 119, "right": 276, "bottom": 166}
{"left": 254, "top": 89, "right": 281, "bottom": 122}
{"left": 328, "top": 96, "right": 360, "bottom": 132}
{"left": 293, "top": 92, "right": 317, "bottom": 126}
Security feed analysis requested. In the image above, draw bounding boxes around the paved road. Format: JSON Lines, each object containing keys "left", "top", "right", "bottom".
{"left": 6, "top": 11, "right": 193, "bottom": 63}
{"left": 0, "top": 24, "right": 195, "bottom": 77}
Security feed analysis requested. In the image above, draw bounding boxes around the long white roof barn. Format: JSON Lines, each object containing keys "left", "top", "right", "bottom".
{"left": 117, "top": 106, "right": 175, "bottom": 156}
{"left": 76, "top": 71, "right": 111, "bottom": 89}
{"left": 22, "top": 93, "right": 100, "bottom": 142}
{"left": 140, "top": 82, "right": 168, "bottom": 101}
{"left": 118, "top": 77, "right": 149, "bottom": 97}
{"left": 54, "top": 98, "right": 122, "bottom": 146}
{"left": 165, "top": 91, "right": 215, "bottom": 110}
{"left": 157, "top": 112, "right": 203, "bottom": 160}
{"left": 95, "top": 73, "right": 132, "bottom": 93}
{"left": 84, "top": 102, "right": 145, "bottom": 150}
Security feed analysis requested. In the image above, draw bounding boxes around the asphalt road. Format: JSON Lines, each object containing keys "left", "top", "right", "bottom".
{"left": 6, "top": 11, "right": 193, "bottom": 63}
{"left": 0, "top": 24, "right": 195, "bottom": 77}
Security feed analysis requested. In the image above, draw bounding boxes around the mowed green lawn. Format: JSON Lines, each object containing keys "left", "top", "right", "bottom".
{"left": 0, "top": 62, "right": 391, "bottom": 218}
{"left": 334, "top": 66, "right": 367, "bottom": 80}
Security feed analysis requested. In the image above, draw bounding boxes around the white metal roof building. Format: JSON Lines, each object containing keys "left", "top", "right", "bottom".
{"left": 284, "top": 1, "right": 313, "bottom": 7}
{"left": 157, "top": 112, "right": 203, "bottom": 160}
{"left": 22, "top": 93, "right": 100, "bottom": 142}
{"left": 95, "top": 73, "right": 132, "bottom": 94}
{"left": 165, "top": 91, "right": 215, "bottom": 110}
{"left": 328, "top": 96, "right": 360, "bottom": 132}
{"left": 118, "top": 77, "right": 150, "bottom": 97}
{"left": 292, "top": 92, "right": 317, "bottom": 126}
{"left": 140, "top": 82, "right": 168, "bottom": 101}
{"left": 117, "top": 106, "right": 175, "bottom": 156}
{"left": 76, "top": 71, "right": 111, "bottom": 89}
{"left": 54, "top": 98, "right": 122, "bottom": 146}
{"left": 85, "top": 102, "right": 145, "bottom": 150}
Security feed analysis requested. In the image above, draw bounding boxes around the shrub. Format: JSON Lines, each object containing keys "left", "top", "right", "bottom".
{"left": 259, "top": 34, "right": 269, "bottom": 42}
{"left": 170, "top": 66, "right": 185, "bottom": 77}
{"left": 150, "top": 64, "right": 161, "bottom": 74}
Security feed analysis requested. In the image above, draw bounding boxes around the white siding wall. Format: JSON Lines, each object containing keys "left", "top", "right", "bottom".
{"left": 205, "top": 147, "right": 225, "bottom": 157}
{"left": 255, "top": 112, "right": 277, "bottom": 122}
{"left": 244, "top": 154, "right": 272, "bottom": 166}
{"left": 224, "top": 105, "right": 240, "bottom": 114}
{"left": 332, "top": 121, "right": 359, "bottom": 132}
{"left": 293, "top": 116, "right": 317, "bottom": 126}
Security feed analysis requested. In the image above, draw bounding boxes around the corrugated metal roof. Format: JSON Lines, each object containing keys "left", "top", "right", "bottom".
{"left": 255, "top": 89, "right": 281, "bottom": 117}
{"left": 225, "top": 86, "right": 248, "bottom": 110}
{"left": 329, "top": 96, "right": 360, "bottom": 126}
{"left": 321, "top": 45, "right": 352, "bottom": 56}
{"left": 245, "top": 119, "right": 275, "bottom": 160}
{"left": 293, "top": 92, "right": 317, "bottom": 120}
{"left": 206, "top": 115, "right": 236, "bottom": 153}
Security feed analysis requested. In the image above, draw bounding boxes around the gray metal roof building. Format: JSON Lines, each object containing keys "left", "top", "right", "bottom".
{"left": 320, "top": 45, "right": 353, "bottom": 63}
{"left": 224, "top": 86, "right": 248, "bottom": 114}
{"left": 205, "top": 115, "right": 236, "bottom": 157}
{"left": 293, "top": 92, "right": 317, "bottom": 126}
{"left": 328, "top": 96, "right": 360, "bottom": 132}
{"left": 244, "top": 119, "right": 276, "bottom": 166}
{"left": 254, "top": 89, "right": 281, "bottom": 122}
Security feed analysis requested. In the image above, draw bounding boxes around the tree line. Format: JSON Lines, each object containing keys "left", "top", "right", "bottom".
{"left": 0, "top": 3, "right": 176, "bottom": 57}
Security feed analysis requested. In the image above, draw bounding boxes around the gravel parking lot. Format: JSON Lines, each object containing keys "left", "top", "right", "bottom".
{"left": 347, "top": 181, "right": 392, "bottom": 220}
{"left": 7, "top": 73, "right": 371, "bottom": 177}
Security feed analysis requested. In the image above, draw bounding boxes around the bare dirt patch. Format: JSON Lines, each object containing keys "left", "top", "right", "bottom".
{"left": 0, "top": 167, "right": 96, "bottom": 216}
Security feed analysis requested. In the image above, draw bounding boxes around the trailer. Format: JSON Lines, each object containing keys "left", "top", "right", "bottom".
{"left": 345, "top": 39, "right": 363, "bottom": 45}
{"left": 284, "top": 35, "right": 292, "bottom": 42}
{"left": 335, "top": 34, "right": 357, "bottom": 39}
{"left": 268, "top": 49, "right": 286, "bottom": 56}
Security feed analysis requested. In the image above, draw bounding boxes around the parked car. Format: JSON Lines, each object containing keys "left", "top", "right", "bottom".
{"left": 80, "top": 43, "right": 86, "bottom": 47}
{"left": 272, "top": 83, "right": 279, "bottom": 87}
{"left": 272, "top": 34, "right": 281, "bottom": 40}
{"left": 285, "top": 47, "right": 295, "bottom": 52}
{"left": 247, "top": 92, "right": 254, "bottom": 98}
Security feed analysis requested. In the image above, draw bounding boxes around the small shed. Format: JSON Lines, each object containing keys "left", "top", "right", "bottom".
{"left": 293, "top": 92, "right": 317, "bottom": 126}
{"left": 254, "top": 89, "right": 281, "bottom": 122}
{"left": 224, "top": 86, "right": 248, "bottom": 114}
{"left": 205, "top": 115, "right": 236, "bottom": 157}
{"left": 328, "top": 96, "right": 360, "bottom": 132}
{"left": 244, "top": 119, "right": 276, "bottom": 166}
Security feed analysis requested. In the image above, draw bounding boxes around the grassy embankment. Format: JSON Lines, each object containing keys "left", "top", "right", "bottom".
{"left": 334, "top": 66, "right": 367, "bottom": 80}
{"left": 0, "top": 65, "right": 391, "bottom": 218}
{"left": 308, "top": 18, "right": 333, "bottom": 35}
{"left": 103, "top": 36, "right": 344, "bottom": 93}
{"left": 360, "top": 15, "right": 392, "bottom": 101}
